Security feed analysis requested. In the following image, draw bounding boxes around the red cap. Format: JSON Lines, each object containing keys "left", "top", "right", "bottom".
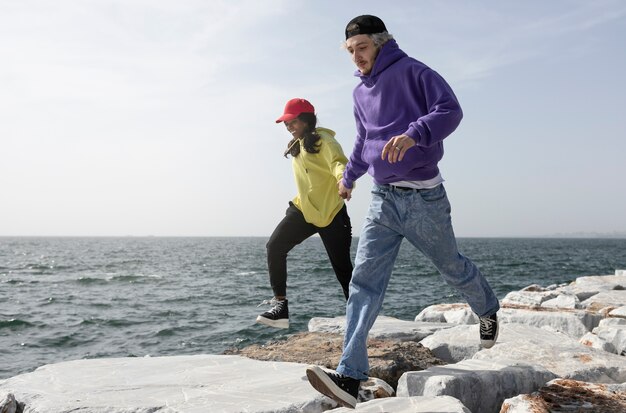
{"left": 275, "top": 98, "right": 315, "bottom": 123}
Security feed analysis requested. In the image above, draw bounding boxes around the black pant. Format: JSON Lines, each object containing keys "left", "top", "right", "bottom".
{"left": 266, "top": 202, "right": 353, "bottom": 299}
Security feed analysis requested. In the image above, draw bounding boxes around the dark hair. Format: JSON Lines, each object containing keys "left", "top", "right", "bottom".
{"left": 283, "top": 112, "right": 321, "bottom": 158}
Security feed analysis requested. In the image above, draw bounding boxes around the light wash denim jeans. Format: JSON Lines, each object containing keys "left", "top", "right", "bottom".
{"left": 336, "top": 184, "right": 500, "bottom": 380}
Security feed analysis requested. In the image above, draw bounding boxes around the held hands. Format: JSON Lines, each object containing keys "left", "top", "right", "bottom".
{"left": 338, "top": 134, "right": 415, "bottom": 201}
{"left": 381, "top": 134, "right": 416, "bottom": 163}
{"left": 338, "top": 181, "right": 353, "bottom": 201}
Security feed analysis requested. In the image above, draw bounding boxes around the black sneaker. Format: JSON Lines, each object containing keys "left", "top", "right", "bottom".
{"left": 479, "top": 312, "right": 499, "bottom": 348}
{"left": 305, "top": 365, "right": 359, "bottom": 409}
{"left": 255, "top": 298, "right": 289, "bottom": 329}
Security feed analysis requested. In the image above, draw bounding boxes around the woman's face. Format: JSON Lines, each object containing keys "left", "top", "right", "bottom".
{"left": 284, "top": 118, "right": 308, "bottom": 139}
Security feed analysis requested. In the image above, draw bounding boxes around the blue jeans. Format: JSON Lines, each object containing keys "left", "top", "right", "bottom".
{"left": 336, "top": 184, "right": 500, "bottom": 380}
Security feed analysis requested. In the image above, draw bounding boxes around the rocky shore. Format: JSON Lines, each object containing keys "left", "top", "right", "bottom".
{"left": 1, "top": 270, "right": 626, "bottom": 412}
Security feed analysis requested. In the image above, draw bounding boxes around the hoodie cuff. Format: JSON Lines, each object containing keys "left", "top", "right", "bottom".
{"left": 404, "top": 124, "right": 425, "bottom": 146}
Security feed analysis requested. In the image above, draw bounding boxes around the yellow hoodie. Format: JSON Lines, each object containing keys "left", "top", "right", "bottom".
{"left": 291, "top": 127, "right": 348, "bottom": 227}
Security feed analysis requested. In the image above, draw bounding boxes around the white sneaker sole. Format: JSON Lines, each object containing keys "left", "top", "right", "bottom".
{"left": 305, "top": 365, "right": 356, "bottom": 409}
{"left": 255, "top": 315, "right": 289, "bottom": 329}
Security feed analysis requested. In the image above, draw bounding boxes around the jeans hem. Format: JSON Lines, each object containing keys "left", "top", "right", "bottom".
{"left": 476, "top": 303, "right": 500, "bottom": 318}
{"left": 336, "top": 364, "right": 368, "bottom": 381}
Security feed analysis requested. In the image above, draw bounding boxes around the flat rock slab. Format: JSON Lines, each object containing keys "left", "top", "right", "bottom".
{"left": 415, "top": 304, "right": 475, "bottom": 323}
{"left": 497, "top": 306, "right": 602, "bottom": 339}
{"left": 415, "top": 305, "right": 478, "bottom": 324}
{"left": 421, "top": 322, "right": 626, "bottom": 383}
{"left": 574, "top": 274, "right": 626, "bottom": 289}
{"left": 610, "top": 305, "right": 626, "bottom": 317}
{"left": 590, "top": 323, "right": 626, "bottom": 355}
{"left": 581, "top": 290, "right": 626, "bottom": 312}
{"left": 501, "top": 378, "right": 626, "bottom": 412}
{"left": 225, "top": 331, "right": 445, "bottom": 389}
{"left": 308, "top": 315, "right": 453, "bottom": 341}
{"left": 419, "top": 323, "right": 483, "bottom": 363}
{"left": 396, "top": 358, "right": 555, "bottom": 413}
{"left": 501, "top": 289, "right": 560, "bottom": 307}
{"left": 0, "top": 355, "right": 333, "bottom": 413}
{"left": 328, "top": 395, "right": 470, "bottom": 412}
{"left": 413, "top": 303, "right": 602, "bottom": 339}
{"left": 472, "top": 324, "right": 626, "bottom": 383}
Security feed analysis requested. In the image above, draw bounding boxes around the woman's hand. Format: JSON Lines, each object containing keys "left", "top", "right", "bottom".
{"left": 381, "top": 134, "right": 416, "bottom": 163}
{"left": 338, "top": 181, "right": 353, "bottom": 201}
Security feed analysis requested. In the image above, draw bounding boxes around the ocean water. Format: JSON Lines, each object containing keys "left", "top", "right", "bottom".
{"left": 1, "top": 236, "right": 625, "bottom": 380}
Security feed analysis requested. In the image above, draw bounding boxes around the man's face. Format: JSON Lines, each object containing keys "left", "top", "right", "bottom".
{"left": 346, "top": 34, "right": 378, "bottom": 75}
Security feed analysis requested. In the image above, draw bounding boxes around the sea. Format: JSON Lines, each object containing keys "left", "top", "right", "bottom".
{"left": 1, "top": 236, "right": 625, "bottom": 380}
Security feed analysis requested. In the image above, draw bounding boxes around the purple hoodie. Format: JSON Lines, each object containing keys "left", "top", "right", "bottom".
{"left": 342, "top": 40, "right": 463, "bottom": 188}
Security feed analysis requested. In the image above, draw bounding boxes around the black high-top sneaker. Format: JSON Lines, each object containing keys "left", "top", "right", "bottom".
{"left": 479, "top": 312, "right": 499, "bottom": 348}
{"left": 255, "top": 298, "right": 289, "bottom": 329}
{"left": 305, "top": 365, "right": 359, "bottom": 409}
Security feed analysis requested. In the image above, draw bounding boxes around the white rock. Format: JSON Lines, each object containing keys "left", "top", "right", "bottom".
{"left": 580, "top": 290, "right": 626, "bottom": 311}
{"left": 420, "top": 322, "right": 614, "bottom": 366}
{"left": 609, "top": 305, "right": 626, "bottom": 318}
{"left": 308, "top": 315, "right": 453, "bottom": 341}
{"left": 502, "top": 290, "right": 558, "bottom": 307}
{"left": 592, "top": 323, "right": 626, "bottom": 355}
{"left": 615, "top": 269, "right": 626, "bottom": 276}
{"left": 472, "top": 325, "right": 626, "bottom": 383}
{"left": 414, "top": 304, "right": 478, "bottom": 324}
{"left": 440, "top": 307, "right": 478, "bottom": 324}
{"left": 417, "top": 303, "right": 603, "bottom": 338}
{"left": 415, "top": 306, "right": 447, "bottom": 322}
{"left": 579, "top": 332, "right": 617, "bottom": 353}
{"left": 328, "top": 395, "right": 471, "bottom": 412}
{"left": 419, "top": 324, "right": 481, "bottom": 363}
{"left": 498, "top": 307, "right": 602, "bottom": 339}
{"left": 396, "top": 358, "right": 555, "bottom": 413}
{"left": 415, "top": 303, "right": 469, "bottom": 323}
{"left": 0, "top": 355, "right": 334, "bottom": 413}
{"left": 554, "top": 274, "right": 626, "bottom": 302}
{"left": 545, "top": 282, "right": 569, "bottom": 290}
{"left": 553, "top": 283, "right": 601, "bottom": 302}
{"left": 573, "top": 274, "right": 626, "bottom": 290}
{"left": 540, "top": 293, "right": 580, "bottom": 309}
{"left": 599, "top": 317, "right": 626, "bottom": 327}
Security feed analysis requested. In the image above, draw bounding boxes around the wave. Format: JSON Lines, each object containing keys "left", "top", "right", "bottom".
{"left": 236, "top": 271, "right": 261, "bottom": 276}
{"left": 33, "top": 334, "right": 89, "bottom": 348}
{"left": 1, "top": 279, "right": 40, "bottom": 285}
{"left": 75, "top": 274, "right": 162, "bottom": 285}
{"left": 108, "top": 274, "right": 162, "bottom": 283}
{"left": 80, "top": 318, "right": 140, "bottom": 327}
{"left": 76, "top": 277, "right": 109, "bottom": 285}
{"left": 0, "top": 319, "right": 35, "bottom": 329}
{"left": 155, "top": 328, "right": 176, "bottom": 337}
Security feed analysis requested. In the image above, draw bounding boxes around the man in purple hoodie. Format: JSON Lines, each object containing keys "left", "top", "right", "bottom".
{"left": 305, "top": 15, "right": 500, "bottom": 408}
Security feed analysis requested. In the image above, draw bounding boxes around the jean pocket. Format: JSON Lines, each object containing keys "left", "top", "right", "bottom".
{"left": 370, "top": 186, "right": 389, "bottom": 199}
{"left": 419, "top": 185, "right": 446, "bottom": 202}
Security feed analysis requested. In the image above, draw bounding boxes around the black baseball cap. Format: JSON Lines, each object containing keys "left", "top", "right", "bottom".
{"left": 345, "top": 15, "right": 387, "bottom": 40}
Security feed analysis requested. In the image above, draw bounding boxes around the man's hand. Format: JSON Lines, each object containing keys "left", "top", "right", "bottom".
{"left": 338, "top": 181, "right": 353, "bottom": 201}
{"left": 381, "top": 134, "right": 416, "bottom": 163}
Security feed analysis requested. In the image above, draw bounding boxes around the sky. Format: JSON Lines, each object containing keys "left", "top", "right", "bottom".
{"left": 1, "top": 0, "right": 625, "bottom": 238}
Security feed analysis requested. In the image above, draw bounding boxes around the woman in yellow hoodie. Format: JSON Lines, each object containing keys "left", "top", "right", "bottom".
{"left": 256, "top": 98, "right": 353, "bottom": 329}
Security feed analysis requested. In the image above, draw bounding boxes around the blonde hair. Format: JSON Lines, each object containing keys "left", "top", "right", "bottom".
{"left": 340, "top": 32, "right": 394, "bottom": 50}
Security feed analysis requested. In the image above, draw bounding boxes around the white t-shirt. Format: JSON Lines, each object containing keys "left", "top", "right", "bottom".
{"left": 390, "top": 173, "right": 444, "bottom": 189}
